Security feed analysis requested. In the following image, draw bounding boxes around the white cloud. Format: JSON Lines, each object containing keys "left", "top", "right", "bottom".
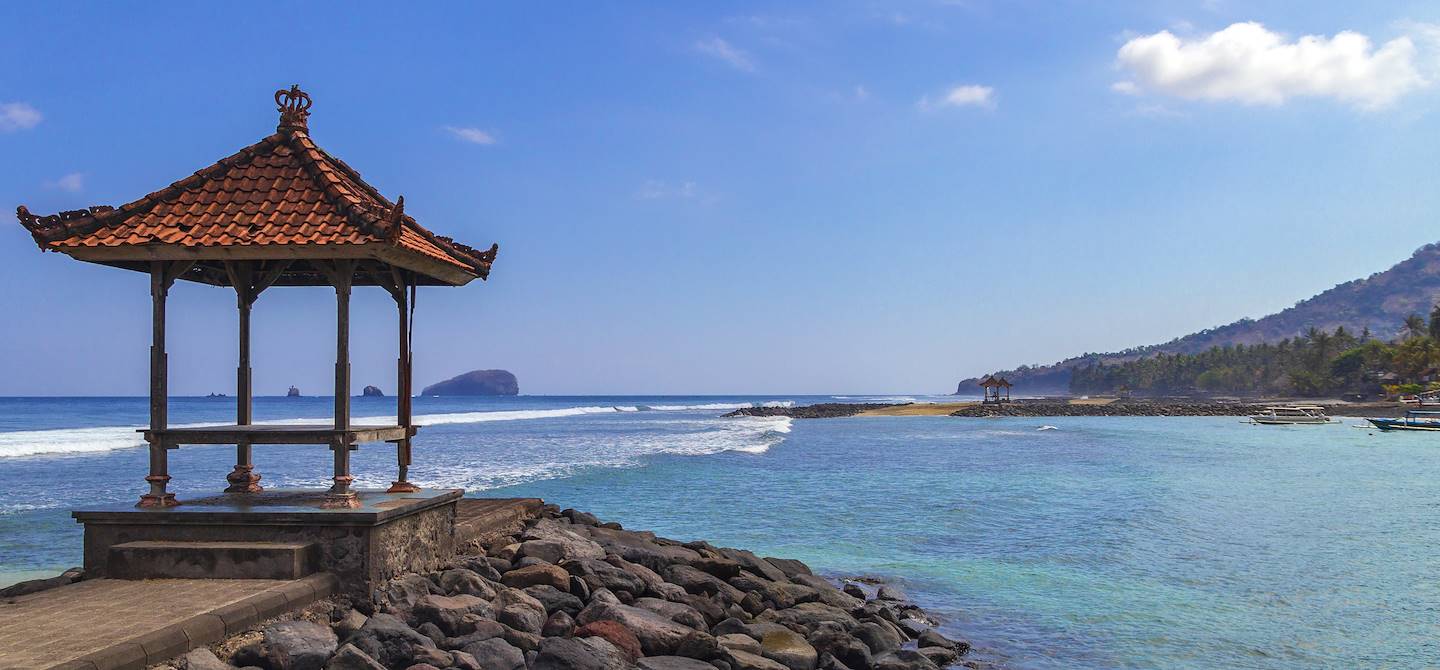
{"left": 854, "top": 85, "right": 871, "bottom": 101}
{"left": 443, "top": 126, "right": 497, "bottom": 145}
{"left": 918, "top": 84, "right": 996, "bottom": 110}
{"left": 695, "top": 37, "right": 755, "bottom": 72}
{"left": 45, "top": 173, "right": 84, "bottom": 192}
{"left": 1113, "top": 22, "right": 1426, "bottom": 110}
{"left": 0, "top": 102, "right": 42, "bottom": 132}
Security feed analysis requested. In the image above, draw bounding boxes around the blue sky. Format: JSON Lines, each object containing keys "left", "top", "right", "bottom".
{"left": 4, "top": 1, "right": 1440, "bottom": 395}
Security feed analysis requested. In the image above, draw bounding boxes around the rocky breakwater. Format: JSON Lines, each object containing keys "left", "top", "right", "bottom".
{"left": 168, "top": 505, "right": 982, "bottom": 670}
{"left": 725, "top": 404, "right": 903, "bottom": 419}
{"left": 949, "top": 402, "right": 1261, "bottom": 417}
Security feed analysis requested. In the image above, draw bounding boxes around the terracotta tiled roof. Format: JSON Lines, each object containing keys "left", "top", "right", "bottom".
{"left": 16, "top": 87, "right": 496, "bottom": 283}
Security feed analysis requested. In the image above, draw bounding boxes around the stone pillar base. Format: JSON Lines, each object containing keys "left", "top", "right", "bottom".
{"left": 225, "top": 466, "right": 264, "bottom": 494}
{"left": 386, "top": 480, "right": 421, "bottom": 493}
{"left": 136, "top": 493, "right": 179, "bottom": 508}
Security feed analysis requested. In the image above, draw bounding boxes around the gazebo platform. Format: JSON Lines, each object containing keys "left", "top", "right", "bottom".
{"left": 73, "top": 489, "right": 462, "bottom": 599}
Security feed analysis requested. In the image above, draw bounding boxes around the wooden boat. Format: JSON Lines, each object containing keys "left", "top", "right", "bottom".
{"left": 1366, "top": 410, "right": 1440, "bottom": 432}
{"left": 1248, "top": 405, "right": 1334, "bottom": 425}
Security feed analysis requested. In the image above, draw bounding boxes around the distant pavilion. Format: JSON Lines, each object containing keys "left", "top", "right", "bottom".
{"left": 979, "top": 375, "right": 1012, "bottom": 404}
{"left": 16, "top": 86, "right": 498, "bottom": 509}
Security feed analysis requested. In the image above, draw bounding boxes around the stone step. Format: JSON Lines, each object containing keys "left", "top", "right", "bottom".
{"left": 107, "top": 540, "right": 319, "bottom": 580}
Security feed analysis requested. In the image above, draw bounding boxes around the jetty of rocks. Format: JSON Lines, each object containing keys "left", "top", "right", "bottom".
{"left": 157, "top": 504, "right": 981, "bottom": 670}
{"left": 725, "top": 404, "right": 902, "bottom": 419}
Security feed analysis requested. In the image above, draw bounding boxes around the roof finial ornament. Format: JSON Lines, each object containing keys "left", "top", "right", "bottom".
{"left": 275, "top": 85, "right": 313, "bottom": 132}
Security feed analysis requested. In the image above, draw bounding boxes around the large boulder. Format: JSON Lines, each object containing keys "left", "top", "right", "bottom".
{"left": 567, "top": 559, "right": 649, "bottom": 595}
{"left": 633, "top": 597, "right": 708, "bottom": 630}
{"left": 351, "top": 613, "right": 437, "bottom": 669}
{"left": 325, "top": 643, "right": 386, "bottom": 670}
{"left": 526, "top": 584, "right": 586, "bottom": 616}
{"left": 574, "top": 620, "right": 643, "bottom": 661}
{"left": 413, "top": 594, "right": 494, "bottom": 636}
{"left": 760, "top": 630, "right": 818, "bottom": 670}
{"left": 523, "top": 522, "right": 608, "bottom": 561}
{"left": 917, "top": 646, "right": 959, "bottom": 667}
{"left": 259, "top": 620, "right": 337, "bottom": 670}
{"left": 763, "top": 558, "right": 813, "bottom": 579}
{"left": 543, "top": 611, "right": 577, "bottom": 637}
{"left": 461, "top": 638, "right": 526, "bottom": 670}
{"left": 674, "top": 630, "right": 725, "bottom": 661}
{"left": 586, "top": 527, "right": 702, "bottom": 572}
{"left": 717, "top": 549, "right": 789, "bottom": 583}
{"left": 532, "top": 636, "right": 633, "bottom": 670}
{"left": 917, "top": 630, "right": 961, "bottom": 652}
{"left": 807, "top": 625, "right": 871, "bottom": 670}
{"left": 717, "top": 633, "right": 763, "bottom": 655}
{"left": 376, "top": 574, "right": 433, "bottom": 612}
{"left": 728, "top": 649, "right": 791, "bottom": 670}
{"left": 758, "top": 603, "right": 858, "bottom": 631}
{"left": 852, "top": 622, "right": 901, "bottom": 655}
{"left": 664, "top": 565, "right": 729, "bottom": 597}
{"left": 504, "top": 563, "right": 572, "bottom": 591}
{"left": 790, "top": 575, "right": 862, "bottom": 611}
{"left": 437, "top": 569, "right": 497, "bottom": 599}
{"left": 577, "top": 602, "right": 696, "bottom": 656}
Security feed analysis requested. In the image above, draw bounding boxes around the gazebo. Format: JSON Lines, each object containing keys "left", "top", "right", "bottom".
{"left": 17, "top": 86, "right": 497, "bottom": 509}
{"left": 979, "top": 375, "right": 1012, "bottom": 404}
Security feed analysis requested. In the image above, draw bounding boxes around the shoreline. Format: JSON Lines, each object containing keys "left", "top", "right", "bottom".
{"left": 29, "top": 503, "right": 985, "bottom": 670}
{"left": 728, "top": 399, "right": 1416, "bottom": 419}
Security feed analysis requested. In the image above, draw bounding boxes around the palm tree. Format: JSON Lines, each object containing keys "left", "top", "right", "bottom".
{"left": 1429, "top": 303, "right": 1440, "bottom": 341}
{"left": 1405, "top": 313, "right": 1427, "bottom": 340}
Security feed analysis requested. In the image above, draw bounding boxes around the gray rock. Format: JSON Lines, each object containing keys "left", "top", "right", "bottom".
{"left": 897, "top": 618, "right": 928, "bottom": 639}
{"left": 262, "top": 620, "right": 338, "bottom": 670}
{"left": 605, "top": 555, "right": 668, "bottom": 594}
{"left": 690, "top": 558, "right": 742, "bottom": 580}
{"left": 679, "top": 593, "right": 729, "bottom": 626}
{"left": 527, "top": 584, "right": 586, "bottom": 616}
{"left": 728, "top": 649, "right": 791, "bottom": 670}
{"left": 749, "top": 622, "right": 795, "bottom": 639}
{"left": 675, "top": 630, "right": 725, "bottom": 661}
{"left": 634, "top": 597, "right": 708, "bottom": 630}
{"left": 807, "top": 625, "right": 871, "bottom": 670}
{"left": 712, "top": 617, "right": 751, "bottom": 637}
{"left": 563, "top": 509, "right": 601, "bottom": 526}
{"left": 917, "top": 646, "right": 959, "bottom": 667}
{"left": 875, "top": 586, "right": 906, "bottom": 602}
{"left": 760, "top": 629, "right": 818, "bottom": 670}
{"left": 762, "top": 558, "right": 813, "bottom": 580}
{"left": 533, "top": 635, "right": 632, "bottom": 670}
{"left": 544, "top": 610, "right": 577, "bottom": 637}
{"left": 757, "top": 603, "right": 858, "bottom": 631}
{"left": 351, "top": 613, "right": 437, "bottom": 669}
{"left": 503, "top": 625, "right": 543, "bottom": 652}
{"left": 409, "top": 646, "right": 454, "bottom": 668}
{"left": 504, "top": 563, "right": 573, "bottom": 591}
{"left": 461, "top": 638, "right": 526, "bottom": 670}
{"left": 437, "top": 568, "right": 495, "bottom": 598}
{"left": 586, "top": 526, "right": 703, "bottom": 572}
{"left": 872, "top": 650, "right": 939, "bottom": 670}
{"left": 325, "top": 643, "right": 386, "bottom": 670}
{"left": 577, "top": 601, "right": 697, "bottom": 656}
{"left": 176, "top": 648, "right": 229, "bottom": 670}
{"left": 568, "top": 558, "right": 649, "bottom": 595}
{"left": 499, "top": 602, "right": 547, "bottom": 634}
{"left": 640, "top": 657, "right": 721, "bottom": 670}
{"left": 450, "top": 650, "right": 483, "bottom": 670}
{"left": 717, "top": 633, "right": 762, "bottom": 654}
{"left": 376, "top": 574, "right": 433, "bottom": 612}
{"left": 665, "top": 565, "right": 728, "bottom": 597}
{"left": 571, "top": 575, "right": 593, "bottom": 600}
{"left": 405, "top": 664, "right": 442, "bottom": 670}
{"left": 852, "top": 622, "right": 901, "bottom": 655}
{"left": 520, "top": 539, "right": 569, "bottom": 564}
{"left": 789, "top": 575, "right": 862, "bottom": 611}
{"left": 333, "top": 609, "right": 368, "bottom": 641}
{"left": 413, "top": 594, "right": 494, "bottom": 636}
{"left": 523, "top": 519, "right": 607, "bottom": 561}
{"left": 717, "top": 549, "right": 789, "bottom": 583}
{"left": 917, "top": 630, "right": 962, "bottom": 653}
{"left": 442, "top": 619, "right": 506, "bottom": 650}
{"left": 840, "top": 584, "right": 866, "bottom": 600}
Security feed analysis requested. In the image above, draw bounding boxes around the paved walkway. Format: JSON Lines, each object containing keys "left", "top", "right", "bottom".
{"left": 0, "top": 574, "right": 335, "bottom": 670}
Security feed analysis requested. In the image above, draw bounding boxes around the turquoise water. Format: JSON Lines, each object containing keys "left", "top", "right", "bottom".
{"left": 1, "top": 397, "right": 1437, "bottom": 667}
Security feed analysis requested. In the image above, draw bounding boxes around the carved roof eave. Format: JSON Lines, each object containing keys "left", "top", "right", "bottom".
{"left": 16, "top": 128, "right": 497, "bottom": 281}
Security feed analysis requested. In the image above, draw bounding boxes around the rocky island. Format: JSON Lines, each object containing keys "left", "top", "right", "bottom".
{"left": 149, "top": 504, "right": 979, "bottom": 670}
{"left": 364, "top": 385, "right": 386, "bottom": 397}
{"left": 423, "top": 370, "right": 521, "bottom": 396}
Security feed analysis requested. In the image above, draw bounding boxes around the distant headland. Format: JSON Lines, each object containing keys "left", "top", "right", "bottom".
{"left": 421, "top": 369, "right": 519, "bottom": 396}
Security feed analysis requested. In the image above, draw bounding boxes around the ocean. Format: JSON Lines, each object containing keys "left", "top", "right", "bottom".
{"left": 0, "top": 395, "right": 1436, "bottom": 669}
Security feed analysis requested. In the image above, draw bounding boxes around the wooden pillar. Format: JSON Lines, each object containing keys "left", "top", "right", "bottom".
{"left": 324, "top": 260, "right": 359, "bottom": 508}
{"left": 225, "top": 262, "right": 262, "bottom": 493}
{"left": 139, "top": 261, "right": 178, "bottom": 507}
{"left": 387, "top": 273, "right": 419, "bottom": 493}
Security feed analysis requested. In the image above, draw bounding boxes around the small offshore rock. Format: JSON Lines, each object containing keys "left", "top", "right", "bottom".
{"left": 461, "top": 637, "right": 526, "bottom": 670}
{"left": 261, "top": 620, "right": 338, "bottom": 670}
{"left": 325, "top": 642, "right": 386, "bottom": 670}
